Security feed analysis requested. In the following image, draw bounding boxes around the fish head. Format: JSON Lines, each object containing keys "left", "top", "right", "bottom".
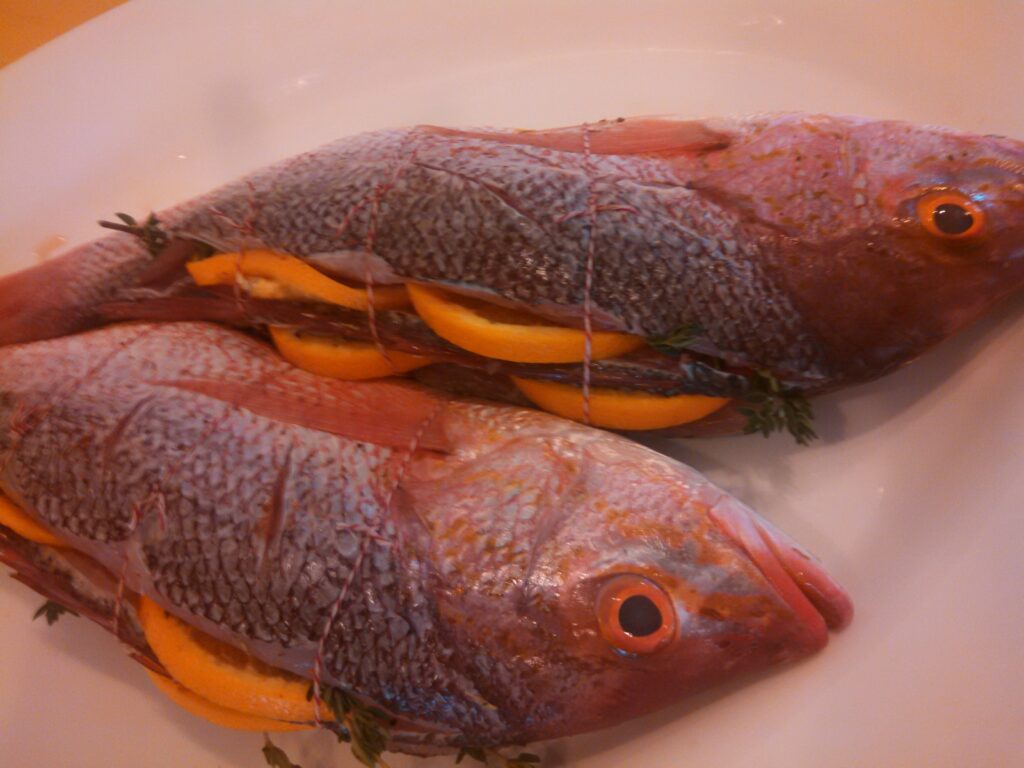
{"left": 408, "top": 410, "right": 851, "bottom": 741}
{"left": 696, "top": 114, "right": 1024, "bottom": 381}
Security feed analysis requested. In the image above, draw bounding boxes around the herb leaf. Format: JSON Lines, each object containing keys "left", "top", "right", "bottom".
{"left": 33, "top": 600, "right": 77, "bottom": 626}
{"left": 99, "top": 211, "right": 169, "bottom": 256}
{"left": 262, "top": 736, "right": 303, "bottom": 768}
{"left": 313, "top": 684, "right": 395, "bottom": 767}
{"left": 647, "top": 321, "right": 705, "bottom": 355}
{"left": 740, "top": 370, "right": 817, "bottom": 445}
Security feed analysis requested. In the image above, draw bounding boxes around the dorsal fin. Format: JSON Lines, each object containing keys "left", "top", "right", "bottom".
{"left": 424, "top": 118, "right": 733, "bottom": 157}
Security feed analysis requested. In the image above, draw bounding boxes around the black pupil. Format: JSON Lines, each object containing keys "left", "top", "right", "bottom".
{"left": 618, "top": 595, "right": 662, "bottom": 637}
{"left": 932, "top": 203, "right": 974, "bottom": 235}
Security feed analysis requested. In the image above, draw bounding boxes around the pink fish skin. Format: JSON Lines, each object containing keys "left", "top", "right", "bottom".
{"left": 0, "top": 322, "right": 851, "bottom": 748}
{"left": 0, "top": 113, "right": 1020, "bottom": 395}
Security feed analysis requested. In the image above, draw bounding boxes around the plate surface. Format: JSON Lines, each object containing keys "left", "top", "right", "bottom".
{"left": 1, "top": 2, "right": 1022, "bottom": 766}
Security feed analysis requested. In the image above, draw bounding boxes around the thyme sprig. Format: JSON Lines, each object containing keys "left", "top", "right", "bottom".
{"left": 263, "top": 691, "right": 541, "bottom": 768}
{"left": 740, "top": 370, "right": 817, "bottom": 445}
{"left": 647, "top": 321, "right": 705, "bottom": 355}
{"left": 33, "top": 600, "right": 76, "bottom": 626}
{"left": 648, "top": 324, "right": 817, "bottom": 444}
{"left": 456, "top": 747, "right": 541, "bottom": 767}
{"left": 98, "top": 212, "right": 169, "bottom": 256}
{"left": 307, "top": 684, "right": 395, "bottom": 768}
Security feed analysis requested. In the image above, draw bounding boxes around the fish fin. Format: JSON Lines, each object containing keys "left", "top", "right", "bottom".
{"left": 425, "top": 117, "right": 733, "bottom": 157}
{"left": 130, "top": 238, "right": 201, "bottom": 289}
{"left": 156, "top": 375, "right": 451, "bottom": 453}
{"left": 0, "top": 234, "right": 152, "bottom": 347}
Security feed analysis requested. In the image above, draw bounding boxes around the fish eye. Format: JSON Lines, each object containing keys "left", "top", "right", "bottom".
{"left": 597, "top": 574, "right": 676, "bottom": 655}
{"left": 916, "top": 190, "right": 986, "bottom": 239}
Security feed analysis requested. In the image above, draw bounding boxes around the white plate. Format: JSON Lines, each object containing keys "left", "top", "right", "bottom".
{"left": 1, "top": 2, "right": 1022, "bottom": 766}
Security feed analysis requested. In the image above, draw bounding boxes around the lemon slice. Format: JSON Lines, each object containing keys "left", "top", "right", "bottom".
{"left": 0, "top": 493, "right": 63, "bottom": 547}
{"left": 269, "top": 327, "right": 431, "bottom": 380}
{"left": 407, "top": 284, "right": 643, "bottom": 363}
{"left": 187, "top": 250, "right": 410, "bottom": 311}
{"left": 146, "top": 669, "right": 312, "bottom": 732}
{"left": 138, "top": 596, "right": 329, "bottom": 723}
{"left": 512, "top": 377, "right": 729, "bottom": 430}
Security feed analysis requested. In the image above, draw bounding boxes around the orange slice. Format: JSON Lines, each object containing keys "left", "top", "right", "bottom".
{"left": 0, "top": 493, "right": 63, "bottom": 547}
{"left": 187, "top": 251, "right": 410, "bottom": 311}
{"left": 512, "top": 377, "right": 730, "bottom": 430}
{"left": 407, "top": 284, "right": 644, "bottom": 363}
{"left": 138, "top": 596, "right": 330, "bottom": 723}
{"left": 145, "top": 669, "right": 311, "bottom": 732}
{"left": 269, "top": 327, "right": 431, "bottom": 380}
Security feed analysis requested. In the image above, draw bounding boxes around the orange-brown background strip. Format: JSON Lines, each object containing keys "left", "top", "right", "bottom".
{"left": 0, "top": 0, "right": 127, "bottom": 67}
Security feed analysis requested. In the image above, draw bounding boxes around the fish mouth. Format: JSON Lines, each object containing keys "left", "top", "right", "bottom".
{"left": 709, "top": 499, "right": 853, "bottom": 649}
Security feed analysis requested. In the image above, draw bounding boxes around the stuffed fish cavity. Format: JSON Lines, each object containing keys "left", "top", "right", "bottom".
{"left": 2, "top": 114, "right": 1021, "bottom": 438}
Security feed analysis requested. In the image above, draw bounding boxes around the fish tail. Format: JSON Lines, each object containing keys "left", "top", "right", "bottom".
{"left": 0, "top": 233, "right": 152, "bottom": 346}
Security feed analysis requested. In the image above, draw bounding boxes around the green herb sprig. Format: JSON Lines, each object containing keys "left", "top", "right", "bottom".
{"left": 33, "top": 600, "right": 76, "bottom": 626}
{"left": 98, "top": 212, "right": 169, "bottom": 256}
{"left": 307, "top": 684, "right": 395, "bottom": 768}
{"left": 262, "top": 736, "right": 303, "bottom": 768}
{"left": 647, "top": 321, "right": 705, "bottom": 355}
{"left": 740, "top": 370, "right": 817, "bottom": 445}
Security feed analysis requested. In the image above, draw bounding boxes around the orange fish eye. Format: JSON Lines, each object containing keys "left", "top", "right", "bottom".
{"left": 916, "top": 190, "right": 986, "bottom": 239}
{"left": 596, "top": 574, "right": 676, "bottom": 655}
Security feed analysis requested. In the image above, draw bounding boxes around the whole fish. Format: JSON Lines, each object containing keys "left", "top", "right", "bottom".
{"left": 2, "top": 113, "right": 1020, "bottom": 436}
{"left": 0, "top": 321, "right": 851, "bottom": 750}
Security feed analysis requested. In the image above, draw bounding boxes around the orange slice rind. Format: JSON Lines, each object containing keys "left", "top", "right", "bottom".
{"left": 145, "top": 669, "right": 312, "bottom": 732}
{"left": 0, "top": 493, "right": 63, "bottom": 547}
{"left": 269, "top": 327, "right": 431, "bottom": 380}
{"left": 407, "top": 284, "right": 644, "bottom": 363}
{"left": 512, "top": 377, "right": 730, "bottom": 430}
{"left": 187, "top": 251, "right": 410, "bottom": 311}
{"left": 138, "top": 596, "right": 330, "bottom": 723}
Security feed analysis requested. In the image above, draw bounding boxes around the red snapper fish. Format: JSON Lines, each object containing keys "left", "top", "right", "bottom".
{"left": 0, "top": 321, "right": 851, "bottom": 756}
{"left": 1, "top": 113, "right": 1021, "bottom": 439}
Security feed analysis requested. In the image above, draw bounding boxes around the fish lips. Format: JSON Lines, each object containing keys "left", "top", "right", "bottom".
{"left": 708, "top": 499, "right": 853, "bottom": 650}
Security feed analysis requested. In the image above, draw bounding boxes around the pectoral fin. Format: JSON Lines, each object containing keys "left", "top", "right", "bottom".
{"left": 156, "top": 373, "right": 451, "bottom": 453}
